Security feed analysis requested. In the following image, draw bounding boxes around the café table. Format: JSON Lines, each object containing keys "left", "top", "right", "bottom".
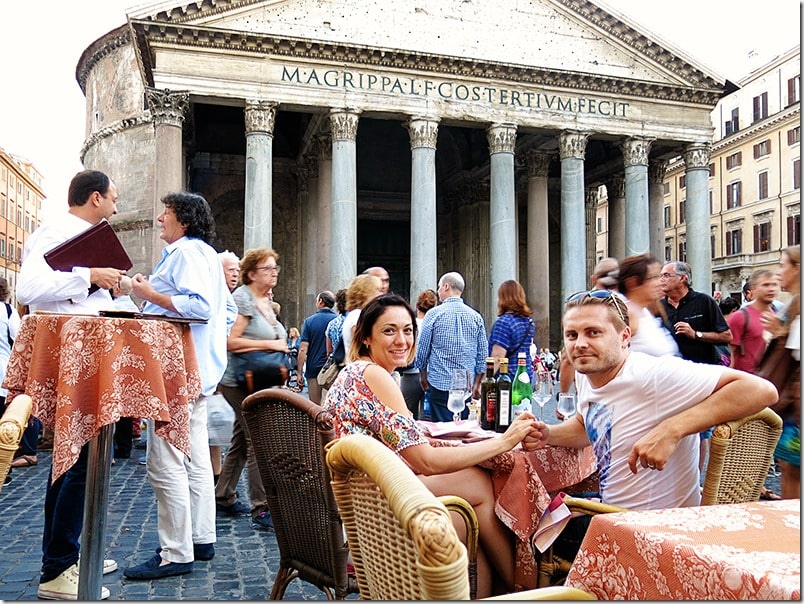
{"left": 564, "top": 499, "right": 801, "bottom": 600}
{"left": 422, "top": 421, "right": 598, "bottom": 590}
{"left": 3, "top": 313, "right": 202, "bottom": 600}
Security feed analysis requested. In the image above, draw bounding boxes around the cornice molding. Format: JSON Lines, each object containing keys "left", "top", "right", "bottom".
{"left": 128, "top": 19, "right": 726, "bottom": 106}
{"left": 712, "top": 105, "right": 800, "bottom": 153}
{"left": 77, "top": 27, "right": 131, "bottom": 93}
{"left": 554, "top": 0, "right": 722, "bottom": 90}
{"left": 79, "top": 116, "right": 152, "bottom": 163}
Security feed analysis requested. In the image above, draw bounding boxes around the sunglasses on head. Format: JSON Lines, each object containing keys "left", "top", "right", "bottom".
{"left": 565, "top": 289, "right": 629, "bottom": 326}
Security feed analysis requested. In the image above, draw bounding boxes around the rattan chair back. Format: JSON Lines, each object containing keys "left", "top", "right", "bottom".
{"left": 242, "top": 387, "right": 357, "bottom": 599}
{"left": 0, "top": 394, "right": 33, "bottom": 494}
{"left": 326, "top": 433, "right": 470, "bottom": 600}
{"left": 702, "top": 407, "right": 783, "bottom": 505}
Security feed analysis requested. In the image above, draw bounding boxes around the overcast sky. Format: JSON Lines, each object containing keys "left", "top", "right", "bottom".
{"left": 0, "top": 1, "right": 799, "bottom": 217}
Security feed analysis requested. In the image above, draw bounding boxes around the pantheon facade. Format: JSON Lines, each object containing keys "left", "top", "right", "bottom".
{"left": 77, "top": 0, "right": 731, "bottom": 346}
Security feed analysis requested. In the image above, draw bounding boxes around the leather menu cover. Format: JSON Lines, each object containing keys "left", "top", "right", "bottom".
{"left": 44, "top": 220, "right": 133, "bottom": 273}
{"left": 44, "top": 220, "right": 132, "bottom": 294}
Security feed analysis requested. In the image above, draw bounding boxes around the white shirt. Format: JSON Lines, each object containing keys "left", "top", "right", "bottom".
{"left": 140, "top": 236, "right": 236, "bottom": 395}
{"left": 577, "top": 352, "right": 724, "bottom": 510}
{"left": 17, "top": 213, "right": 113, "bottom": 313}
{"left": 629, "top": 306, "right": 679, "bottom": 357}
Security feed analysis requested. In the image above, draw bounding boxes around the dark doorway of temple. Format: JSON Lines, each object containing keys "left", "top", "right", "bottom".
{"left": 357, "top": 219, "right": 410, "bottom": 302}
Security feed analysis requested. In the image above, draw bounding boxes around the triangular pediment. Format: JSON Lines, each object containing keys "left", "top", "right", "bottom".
{"left": 127, "top": 0, "right": 725, "bottom": 92}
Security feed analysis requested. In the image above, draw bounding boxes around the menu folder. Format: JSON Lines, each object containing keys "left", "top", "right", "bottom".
{"left": 44, "top": 219, "right": 133, "bottom": 294}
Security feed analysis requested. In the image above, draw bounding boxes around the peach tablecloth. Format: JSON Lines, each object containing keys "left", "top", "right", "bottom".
{"left": 430, "top": 433, "right": 598, "bottom": 590}
{"left": 479, "top": 445, "right": 597, "bottom": 590}
{"left": 565, "top": 499, "right": 801, "bottom": 600}
{"left": 4, "top": 314, "right": 201, "bottom": 481}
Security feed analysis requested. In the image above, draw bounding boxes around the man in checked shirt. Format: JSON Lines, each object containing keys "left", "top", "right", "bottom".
{"left": 415, "top": 271, "right": 488, "bottom": 422}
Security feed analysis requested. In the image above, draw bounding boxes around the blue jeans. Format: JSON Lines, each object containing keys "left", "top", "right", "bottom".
{"left": 426, "top": 386, "right": 469, "bottom": 423}
{"left": 41, "top": 443, "right": 89, "bottom": 582}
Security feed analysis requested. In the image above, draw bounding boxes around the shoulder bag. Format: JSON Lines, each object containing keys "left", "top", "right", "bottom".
{"left": 756, "top": 335, "right": 796, "bottom": 394}
{"left": 317, "top": 337, "right": 345, "bottom": 389}
{"left": 233, "top": 350, "right": 289, "bottom": 393}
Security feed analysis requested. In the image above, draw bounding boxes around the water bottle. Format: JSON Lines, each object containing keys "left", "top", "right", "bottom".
{"left": 422, "top": 389, "right": 431, "bottom": 420}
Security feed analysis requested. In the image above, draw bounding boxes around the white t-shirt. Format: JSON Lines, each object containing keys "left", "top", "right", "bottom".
{"left": 576, "top": 352, "right": 724, "bottom": 510}
{"left": 341, "top": 308, "right": 361, "bottom": 358}
{"left": 629, "top": 306, "right": 679, "bottom": 357}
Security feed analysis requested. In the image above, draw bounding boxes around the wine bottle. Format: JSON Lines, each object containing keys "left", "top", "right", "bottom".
{"left": 495, "top": 358, "right": 512, "bottom": 432}
{"left": 480, "top": 357, "right": 497, "bottom": 430}
{"left": 511, "top": 352, "right": 532, "bottom": 418}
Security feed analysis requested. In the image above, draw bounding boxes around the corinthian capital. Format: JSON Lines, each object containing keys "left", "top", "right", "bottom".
{"left": 559, "top": 131, "right": 590, "bottom": 160}
{"left": 245, "top": 100, "right": 278, "bottom": 135}
{"left": 683, "top": 143, "right": 712, "bottom": 169}
{"left": 145, "top": 88, "right": 189, "bottom": 127}
{"left": 606, "top": 174, "right": 625, "bottom": 199}
{"left": 619, "top": 137, "right": 652, "bottom": 167}
{"left": 329, "top": 109, "right": 361, "bottom": 141}
{"left": 648, "top": 159, "right": 669, "bottom": 184}
{"left": 406, "top": 116, "right": 440, "bottom": 150}
{"left": 486, "top": 123, "right": 517, "bottom": 154}
{"left": 526, "top": 150, "right": 553, "bottom": 178}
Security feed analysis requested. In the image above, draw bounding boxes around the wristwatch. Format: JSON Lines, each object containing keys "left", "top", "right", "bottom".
{"left": 695, "top": 331, "right": 703, "bottom": 340}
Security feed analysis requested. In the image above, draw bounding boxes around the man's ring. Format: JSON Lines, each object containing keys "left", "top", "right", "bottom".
{"left": 647, "top": 463, "right": 656, "bottom": 469}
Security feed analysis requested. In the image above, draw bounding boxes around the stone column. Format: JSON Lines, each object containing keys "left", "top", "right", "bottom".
{"left": 586, "top": 187, "right": 599, "bottom": 279}
{"left": 317, "top": 133, "right": 333, "bottom": 292}
{"left": 486, "top": 123, "right": 518, "bottom": 311}
{"left": 620, "top": 137, "right": 652, "bottom": 256}
{"left": 683, "top": 143, "right": 713, "bottom": 292}
{"left": 300, "top": 157, "right": 319, "bottom": 315}
{"left": 559, "top": 130, "right": 590, "bottom": 301}
{"left": 606, "top": 175, "right": 626, "bottom": 259}
{"left": 244, "top": 100, "right": 277, "bottom": 250}
{"left": 406, "top": 116, "right": 439, "bottom": 299}
{"left": 144, "top": 87, "right": 189, "bottom": 259}
{"left": 526, "top": 150, "right": 552, "bottom": 349}
{"left": 329, "top": 108, "right": 360, "bottom": 290}
{"left": 648, "top": 159, "right": 668, "bottom": 260}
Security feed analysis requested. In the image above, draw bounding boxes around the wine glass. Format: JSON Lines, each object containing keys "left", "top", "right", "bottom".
{"left": 448, "top": 369, "right": 470, "bottom": 423}
{"left": 556, "top": 393, "right": 577, "bottom": 420}
{"left": 532, "top": 370, "right": 553, "bottom": 421}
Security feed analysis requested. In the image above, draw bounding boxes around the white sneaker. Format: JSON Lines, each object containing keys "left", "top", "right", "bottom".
{"left": 37, "top": 564, "right": 110, "bottom": 600}
{"left": 77, "top": 557, "right": 118, "bottom": 575}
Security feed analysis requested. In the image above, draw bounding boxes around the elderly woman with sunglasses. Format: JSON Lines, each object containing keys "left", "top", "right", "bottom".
{"left": 324, "top": 294, "right": 539, "bottom": 598}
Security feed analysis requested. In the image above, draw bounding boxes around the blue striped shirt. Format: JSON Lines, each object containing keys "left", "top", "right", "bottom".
{"left": 414, "top": 296, "right": 488, "bottom": 390}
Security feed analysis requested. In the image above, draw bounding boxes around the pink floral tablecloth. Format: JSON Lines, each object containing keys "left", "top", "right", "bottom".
{"left": 4, "top": 314, "right": 201, "bottom": 481}
{"left": 480, "top": 445, "right": 597, "bottom": 590}
{"left": 565, "top": 499, "right": 801, "bottom": 600}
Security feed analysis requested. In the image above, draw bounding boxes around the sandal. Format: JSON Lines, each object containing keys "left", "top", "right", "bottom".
{"left": 760, "top": 486, "right": 782, "bottom": 500}
{"left": 10, "top": 454, "right": 38, "bottom": 467}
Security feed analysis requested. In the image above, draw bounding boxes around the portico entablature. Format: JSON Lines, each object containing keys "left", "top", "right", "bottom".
{"left": 141, "top": 42, "right": 715, "bottom": 144}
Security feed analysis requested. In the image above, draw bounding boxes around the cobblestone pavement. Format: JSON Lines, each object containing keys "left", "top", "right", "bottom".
{"left": 0, "top": 449, "right": 334, "bottom": 601}
{"left": 0, "top": 391, "right": 782, "bottom": 601}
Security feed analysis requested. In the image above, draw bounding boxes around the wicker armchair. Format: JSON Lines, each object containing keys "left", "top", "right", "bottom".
{"left": 537, "top": 406, "right": 785, "bottom": 586}
{"left": 0, "top": 394, "right": 33, "bottom": 494}
{"left": 702, "top": 407, "right": 783, "bottom": 505}
{"left": 241, "top": 387, "right": 358, "bottom": 600}
{"left": 326, "top": 433, "right": 594, "bottom": 601}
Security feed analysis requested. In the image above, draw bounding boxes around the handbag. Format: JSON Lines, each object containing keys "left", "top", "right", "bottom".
{"left": 317, "top": 354, "right": 343, "bottom": 389}
{"left": 233, "top": 350, "right": 289, "bottom": 393}
{"left": 206, "top": 393, "right": 235, "bottom": 446}
{"left": 756, "top": 335, "right": 796, "bottom": 397}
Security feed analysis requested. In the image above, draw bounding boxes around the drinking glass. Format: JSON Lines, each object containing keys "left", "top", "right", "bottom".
{"left": 556, "top": 392, "right": 577, "bottom": 420}
{"left": 532, "top": 371, "right": 553, "bottom": 421}
{"left": 448, "top": 369, "right": 470, "bottom": 422}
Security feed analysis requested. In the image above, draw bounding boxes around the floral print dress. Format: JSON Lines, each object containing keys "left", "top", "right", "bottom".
{"left": 324, "top": 360, "right": 428, "bottom": 453}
